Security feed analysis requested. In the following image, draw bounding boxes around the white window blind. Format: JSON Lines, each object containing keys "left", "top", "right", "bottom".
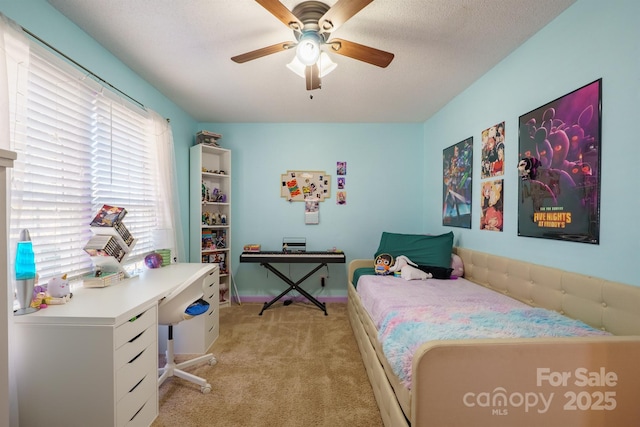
{"left": 10, "top": 44, "right": 161, "bottom": 281}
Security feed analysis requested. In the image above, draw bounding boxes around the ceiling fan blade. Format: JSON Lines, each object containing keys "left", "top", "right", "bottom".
{"left": 328, "top": 38, "right": 394, "bottom": 68}
{"left": 231, "top": 42, "right": 295, "bottom": 63}
{"left": 255, "top": 0, "right": 303, "bottom": 31}
{"left": 318, "top": 0, "right": 373, "bottom": 33}
{"left": 305, "top": 64, "right": 321, "bottom": 91}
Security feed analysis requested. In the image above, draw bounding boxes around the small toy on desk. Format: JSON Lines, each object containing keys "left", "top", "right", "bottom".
{"left": 144, "top": 252, "right": 164, "bottom": 269}
{"left": 30, "top": 274, "right": 72, "bottom": 308}
{"left": 47, "top": 274, "right": 70, "bottom": 298}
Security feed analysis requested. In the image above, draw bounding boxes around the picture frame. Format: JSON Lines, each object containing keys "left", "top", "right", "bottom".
{"left": 517, "top": 78, "right": 602, "bottom": 244}
{"left": 442, "top": 137, "right": 473, "bottom": 228}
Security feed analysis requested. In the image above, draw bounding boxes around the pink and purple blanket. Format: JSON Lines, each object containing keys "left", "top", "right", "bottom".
{"left": 356, "top": 275, "right": 610, "bottom": 389}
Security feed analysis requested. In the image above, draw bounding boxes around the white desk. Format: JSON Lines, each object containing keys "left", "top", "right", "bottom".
{"left": 13, "top": 263, "right": 217, "bottom": 427}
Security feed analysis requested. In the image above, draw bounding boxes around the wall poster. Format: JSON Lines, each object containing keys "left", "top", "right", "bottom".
{"left": 442, "top": 137, "right": 473, "bottom": 228}
{"left": 480, "top": 178, "right": 504, "bottom": 232}
{"left": 481, "top": 121, "right": 505, "bottom": 179}
{"left": 517, "top": 78, "right": 602, "bottom": 244}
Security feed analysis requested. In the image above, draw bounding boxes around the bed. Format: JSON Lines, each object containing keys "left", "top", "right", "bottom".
{"left": 347, "top": 235, "right": 640, "bottom": 427}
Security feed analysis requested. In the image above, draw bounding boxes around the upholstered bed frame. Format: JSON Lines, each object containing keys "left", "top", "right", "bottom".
{"left": 348, "top": 247, "right": 640, "bottom": 427}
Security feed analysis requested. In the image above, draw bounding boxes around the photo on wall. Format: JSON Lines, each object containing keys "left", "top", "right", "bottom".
{"left": 442, "top": 137, "right": 473, "bottom": 228}
{"left": 517, "top": 78, "right": 602, "bottom": 244}
{"left": 480, "top": 179, "right": 504, "bottom": 232}
{"left": 481, "top": 121, "right": 505, "bottom": 179}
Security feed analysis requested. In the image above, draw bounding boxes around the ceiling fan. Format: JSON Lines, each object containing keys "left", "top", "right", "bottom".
{"left": 231, "top": 0, "right": 394, "bottom": 91}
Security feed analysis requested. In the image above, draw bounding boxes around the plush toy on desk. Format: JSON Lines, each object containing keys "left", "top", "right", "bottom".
{"left": 374, "top": 253, "right": 394, "bottom": 275}
{"left": 45, "top": 274, "right": 72, "bottom": 304}
{"left": 30, "top": 274, "right": 72, "bottom": 308}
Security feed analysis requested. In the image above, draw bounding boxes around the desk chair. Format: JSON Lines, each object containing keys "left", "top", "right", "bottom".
{"left": 158, "top": 274, "right": 217, "bottom": 393}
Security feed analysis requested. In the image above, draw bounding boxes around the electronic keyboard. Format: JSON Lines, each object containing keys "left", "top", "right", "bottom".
{"left": 240, "top": 251, "right": 345, "bottom": 264}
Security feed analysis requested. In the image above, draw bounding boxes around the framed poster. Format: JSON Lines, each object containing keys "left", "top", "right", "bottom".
{"left": 517, "top": 79, "right": 602, "bottom": 243}
{"left": 442, "top": 137, "right": 473, "bottom": 228}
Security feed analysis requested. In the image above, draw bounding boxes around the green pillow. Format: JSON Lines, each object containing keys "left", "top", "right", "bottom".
{"left": 374, "top": 231, "right": 454, "bottom": 269}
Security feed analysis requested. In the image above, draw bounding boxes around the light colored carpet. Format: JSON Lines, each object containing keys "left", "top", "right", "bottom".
{"left": 153, "top": 302, "right": 383, "bottom": 427}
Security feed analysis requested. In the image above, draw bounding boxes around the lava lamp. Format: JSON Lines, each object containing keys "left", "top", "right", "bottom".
{"left": 15, "top": 229, "right": 38, "bottom": 315}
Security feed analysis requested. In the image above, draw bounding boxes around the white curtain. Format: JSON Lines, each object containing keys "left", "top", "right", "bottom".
{"left": 0, "top": 14, "right": 185, "bottom": 426}
{"left": 0, "top": 13, "right": 29, "bottom": 427}
{"left": 149, "top": 111, "right": 185, "bottom": 262}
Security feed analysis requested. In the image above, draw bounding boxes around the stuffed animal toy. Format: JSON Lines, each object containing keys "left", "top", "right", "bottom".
{"left": 388, "top": 255, "right": 417, "bottom": 273}
{"left": 389, "top": 255, "right": 432, "bottom": 281}
{"left": 518, "top": 157, "right": 541, "bottom": 181}
{"left": 374, "top": 253, "right": 394, "bottom": 275}
{"left": 47, "top": 274, "right": 70, "bottom": 298}
{"left": 400, "top": 266, "right": 432, "bottom": 281}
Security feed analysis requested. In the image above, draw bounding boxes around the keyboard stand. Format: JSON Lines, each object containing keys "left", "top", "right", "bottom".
{"left": 258, "top": 262, "right": 328, "bottom": 315}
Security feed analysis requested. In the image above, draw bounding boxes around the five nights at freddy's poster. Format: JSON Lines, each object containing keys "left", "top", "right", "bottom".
{"left": 518, "top": 79, "right": 601, "bottom": 244}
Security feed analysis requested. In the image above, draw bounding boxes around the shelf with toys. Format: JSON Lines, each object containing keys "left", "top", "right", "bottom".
{"left": 190, "top": 135, "right": 238, "bottom": 307}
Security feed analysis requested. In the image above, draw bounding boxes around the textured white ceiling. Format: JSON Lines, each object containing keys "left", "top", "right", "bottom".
{"left": 45, "top": 0, "right": 575, "bottom": 123}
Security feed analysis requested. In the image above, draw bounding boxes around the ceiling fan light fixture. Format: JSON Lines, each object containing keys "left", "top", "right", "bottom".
{"left": 295, "top": 32, "right": 322, "bottom": 66}
{"left": 317, "top": 52, "right": 337, "bottom": 78}
{"left": 286, "top": 56, "right": 306, "bottom": 78}
{"left": 287, "top": 52, "right": 337, "bottom": 79}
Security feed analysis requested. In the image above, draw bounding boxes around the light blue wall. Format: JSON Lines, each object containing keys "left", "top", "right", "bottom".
{"left": 2, "top": 0, "right": 639, "bottom": 297}
{"left": 423, "top": 0, "right": 640, "bottom": 287}
{"left": 0, "top": 0, "right": 199, "bottom": 255}
{"left": 199, "top": 123, "right": 423, "bottom": 298}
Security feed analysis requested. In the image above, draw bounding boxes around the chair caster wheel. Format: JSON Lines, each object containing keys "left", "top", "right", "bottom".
{"left": 201, "top": 384, "right": 212, "bottom": 394}
{"left": 209, "top": 357, "right": 217, "bottom": 366}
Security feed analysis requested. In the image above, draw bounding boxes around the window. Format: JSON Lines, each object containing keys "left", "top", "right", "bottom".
{"left": 10, "top": 43, "right": 163, "bottom": 282}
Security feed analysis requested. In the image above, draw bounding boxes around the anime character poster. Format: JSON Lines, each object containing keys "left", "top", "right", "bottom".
{"left": 442, "top": 137, "right": 473, "bottom": 228}
{"left": 480, "top": 179, "right": 504, "bottom": 232}
{"left": 517, "top": 79, "right": 601, "bottom": 244}
{"left": 481, "top": 122, "right": 505, "bottom": 179}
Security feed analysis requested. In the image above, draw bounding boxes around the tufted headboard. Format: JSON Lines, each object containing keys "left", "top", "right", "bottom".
{"left": 454, "top": 247, "right": 640, "bottom": 336}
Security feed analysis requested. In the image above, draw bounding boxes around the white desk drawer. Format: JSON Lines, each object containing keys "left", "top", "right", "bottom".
{"left": 115, "top": 324, "right": 156, "bottom": 370}
{"left": 116, "top": 342, "right": 157, "bottom": 402}
{"left": 117, "top": 368, "right": 156, "bottom": 427}
{"left": 204, "top": 275, "right": 218, "bottom": 298}
{"left": 115, "top": 305, "right": 157, "bottom": 350}
{"left": 204, "top": 287, "right": 217, "bottom": 303}
{"left": 125, "top": 394, "right": 157, "bottom": 427}
{"left": 205, "top": 307, "right": 218, "bottom": 330}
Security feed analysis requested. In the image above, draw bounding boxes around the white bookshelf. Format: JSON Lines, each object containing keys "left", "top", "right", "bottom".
{"left": 190, "top": 139, "right": 234, "bottom": 307}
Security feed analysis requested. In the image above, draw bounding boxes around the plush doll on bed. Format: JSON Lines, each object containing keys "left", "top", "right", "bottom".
{"left": 388, "top": 255, "right": 433, "bottom": 280}
{"left": 374, "top": 253, "right": 394, "bottom": 275}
